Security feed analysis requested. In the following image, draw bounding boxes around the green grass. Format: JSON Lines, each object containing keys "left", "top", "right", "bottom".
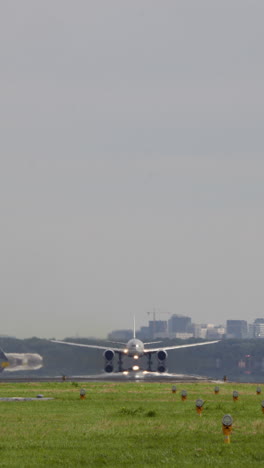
{"left": 0, "top": 381, "right": 263, "bottom": 467}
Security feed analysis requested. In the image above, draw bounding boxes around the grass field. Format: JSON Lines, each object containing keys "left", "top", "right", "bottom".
{"left": 0, "top": 381, "right": 263, "bottom": 467}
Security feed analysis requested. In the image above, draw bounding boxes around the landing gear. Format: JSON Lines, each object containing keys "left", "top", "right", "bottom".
{"left": 104, "top": 349, "right": 115, "bottom": 372}
{"left": 117, "top": 353, "right": 123, "bottom": 372}
{"left": 157, "top": 350, "right": 168, "bottom": 373}
{"left": 147, "top": 354, "right": 153, "bottom": 372}
{"left": 104, "top": 354, "right": 123, "bottom": 373}
{"left": 145, "top": 353, "right": 167, "bottom": 373}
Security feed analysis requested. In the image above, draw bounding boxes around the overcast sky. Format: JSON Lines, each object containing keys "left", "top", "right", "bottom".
{"left": 0, "top": 1, "right": 264, "bottom": 339}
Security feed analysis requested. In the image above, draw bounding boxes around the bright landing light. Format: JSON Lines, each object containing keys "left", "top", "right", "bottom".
{"left": 132, "top": 365, "right": 140, "bottom": 371}
{"left": 133, "top": 355, "right": 139, "bottom": 360}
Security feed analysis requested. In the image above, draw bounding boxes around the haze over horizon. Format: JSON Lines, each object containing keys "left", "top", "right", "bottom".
{"left": 1, "top": 1, "right": 264, "bottom": 339}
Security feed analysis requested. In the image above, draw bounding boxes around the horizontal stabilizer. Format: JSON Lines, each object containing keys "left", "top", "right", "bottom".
{"left": 51, "top": 340, "right": 122, "bottom": 352}
{"left": 143, "top": 341, "right": 162, "bottom": 345}
{"left": 107, "top": 341, "right": 127, "bottom": 346}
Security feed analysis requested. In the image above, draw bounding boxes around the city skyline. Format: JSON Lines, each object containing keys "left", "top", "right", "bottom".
{"left": 109, "top": 314, "right": 264, "bottom": 341}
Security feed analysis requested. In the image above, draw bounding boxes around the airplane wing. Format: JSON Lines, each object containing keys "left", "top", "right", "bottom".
{"left": 143, "top": 341, "right": 162, "bottom": 345}
{"left": 144, "top": 340, "right": 220, "bottom": 354}
{"left": 50, "top": 340, "right": 123, "bottom": 353}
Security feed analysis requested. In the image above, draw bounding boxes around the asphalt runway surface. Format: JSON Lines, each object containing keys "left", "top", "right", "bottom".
{"left": 0, "top": 371, "right": 221, "bottom": 383}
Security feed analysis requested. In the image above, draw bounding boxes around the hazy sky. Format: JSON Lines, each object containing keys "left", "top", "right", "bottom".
{"left": 1, "top": 1, "right": 264, "bottom": 339}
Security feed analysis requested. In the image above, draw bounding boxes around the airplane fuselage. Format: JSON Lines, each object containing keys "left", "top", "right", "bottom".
{"left": 125, "top": 338, "right": 145, "bottom": 358}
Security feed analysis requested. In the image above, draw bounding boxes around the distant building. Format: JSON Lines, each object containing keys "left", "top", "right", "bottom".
{"left": 149, "top": 320, "right": 168, "bottom": 338}
{"left": 247, "top": 323, "right": 255, "bottom": 339}
{"left": 191, "top": 324, "right": 203, "bottom": 339}
{"left": 216, "top": 326, "right": 226, "bottom": 337}
{"left": 255, "top": 318, "right": 264, "bottom": 323}
{"left": 206, "top": 325, "right": 225, "bottom": 340}
{"left": 168, "top": 315, "right": 191, "bottom": 336}
{"left": 254, "top": 318, "right": 264, "bottom": 338}
{"left": 199, "top": 325, "right": 209, "bottom": 339}
{"left": 226, "top": 320, "right": 248, "bottom": 339}
{"left": 137, "top": 326, "right": 151, "bottom": 340}
{"left": 174, "top": 332, "right": 193, "bottom": 340}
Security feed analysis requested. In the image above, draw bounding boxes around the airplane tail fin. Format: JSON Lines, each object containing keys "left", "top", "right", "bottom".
{"left": 133, "top": 316, "right": 136, "bottom": 339}
{"left": 0, "top": 347, "right": 9, "bottom": 371}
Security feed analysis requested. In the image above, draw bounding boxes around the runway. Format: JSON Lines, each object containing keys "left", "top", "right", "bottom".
{"left": 0, "top": 371, "right": 220, "bottom": 383}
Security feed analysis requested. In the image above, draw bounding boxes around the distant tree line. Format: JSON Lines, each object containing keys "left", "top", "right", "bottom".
{"left": 0, "top": 336, "right": 263, "bottom": 382}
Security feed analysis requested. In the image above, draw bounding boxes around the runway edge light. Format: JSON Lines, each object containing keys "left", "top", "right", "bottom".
{"left": 195, "top": 399, "right": 204, "bottom": 416}
{"left": 171, "top": 385, "right": 177, "bottom": 394}
{"left": 233, "top": 390, "right": 239, "bottom": 401}
{"left": 80, "top": 388, "right": 86, "bottom": 400}
{"left": 181, "top": 390, "right": 187, "bottom": 401}
{"left": 256, "top": 387, "right": 261, "bottom": 395}
{"left": 261, "top": 401, "right": 264, "bottom": 414}
{"left": 222, "top": 414, "right": 233, "bottom": 444}
{"left": 214, "top": 386, "right": 220, "bottom": 394}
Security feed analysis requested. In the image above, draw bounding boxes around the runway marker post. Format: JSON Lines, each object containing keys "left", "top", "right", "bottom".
{"left": 195, "top": 399, "right": 204, "bottom": 416}
{"left": 181, "top": 390, "right": 187, "bottom": 401}
{"left": 222, "top": 414, "right": 233, "bottom": 444}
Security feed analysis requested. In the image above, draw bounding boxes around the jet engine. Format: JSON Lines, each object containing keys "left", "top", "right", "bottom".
{"left": 104, "top": 363, "right": 114, "bottom": 373}
{"left": 104, "top": 349, "right": 115, "bottom": 372}
{"left": 157, "top": 350, "right": 168, "bottom": 373}
{"left": 157, "top": 350, "right": 168, "bottom": 361}
{"left": 103, "top": 349, "right": 115, "bottom": 361}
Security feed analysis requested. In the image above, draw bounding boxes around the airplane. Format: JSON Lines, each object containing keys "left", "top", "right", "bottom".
{"left": 51, "top": 319, "right": 219, "bottom": 374}
{"left": 0, "top": 347, "right": 43, "bottom": 372}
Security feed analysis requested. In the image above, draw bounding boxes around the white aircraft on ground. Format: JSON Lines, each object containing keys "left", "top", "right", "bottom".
{"left": 0, "top": 347, "right": 43, "bottom": 372}
{"left": 51, "top": 320, "right": 219, "bottom": 374}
